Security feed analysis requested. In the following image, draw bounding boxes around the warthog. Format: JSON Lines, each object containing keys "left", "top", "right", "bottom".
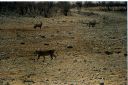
{"left": 34, "top": 22, "right": 42, "bottom": 29}
{"left": 34, "top": 50, "right": 56, "bottom": 62}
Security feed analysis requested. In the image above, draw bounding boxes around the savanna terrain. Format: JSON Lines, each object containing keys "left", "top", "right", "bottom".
{"left": 0, "top": 7, "right": 127, "bottom": 85}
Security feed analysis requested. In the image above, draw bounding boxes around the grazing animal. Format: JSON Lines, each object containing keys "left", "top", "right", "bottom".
{"left": 34, "top": 50, "right": 56, "bottom": 62}
{"left": 85, "top": 20, "right": 97, "bottom": 28}
{"left": 34, "top": 22, "right": 42, "bottom": 29}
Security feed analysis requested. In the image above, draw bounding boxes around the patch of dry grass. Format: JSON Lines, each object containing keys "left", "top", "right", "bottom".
{"left": 0, "top": 11, "right": 127, "bottom": 85}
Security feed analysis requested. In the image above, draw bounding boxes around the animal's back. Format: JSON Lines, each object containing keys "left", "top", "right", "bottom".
{"left": 35, "top": 50, "right": 55, "bottom": 56}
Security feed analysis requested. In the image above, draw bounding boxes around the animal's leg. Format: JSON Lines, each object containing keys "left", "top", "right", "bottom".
{"left": 37, "top": 55, "right": 40, "bottom": 61}
{"left": 43, "top": 56, "right": 45, "bottom": 62}
{"left": 51, "top": 53, "right": 56, "bottom": 60}
{"left": 92, "top": 24, "right": 95, "bottom": 27}
{"left": 50, "top": 54, "right": 53, "bottom": 60}
{"left": 53, "top": 54, "right": 56, "bottom": 58}
{"left": 49, "top": 51, "right": 53, "bottom": 60}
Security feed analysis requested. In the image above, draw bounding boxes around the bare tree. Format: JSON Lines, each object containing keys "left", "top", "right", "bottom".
{"left": 57, "top": 2, "right": 71, "bottom": 16}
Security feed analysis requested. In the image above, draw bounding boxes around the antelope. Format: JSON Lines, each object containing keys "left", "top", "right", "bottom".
{"left": 88, "top": 20, "right": 96, "bottom": 28}
{"left": 34, "top": 22, "right": 42, "bottom": 29}
{"left": 34, "top": 49, "right": 57, "bottom": 62}
{"left": 85, "top": 20, "right": 98, "bottom": 28}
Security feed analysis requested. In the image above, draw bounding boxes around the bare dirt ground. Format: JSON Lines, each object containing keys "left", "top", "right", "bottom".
{"left": 0, "top": 10, "right": 127, "bottom": 85}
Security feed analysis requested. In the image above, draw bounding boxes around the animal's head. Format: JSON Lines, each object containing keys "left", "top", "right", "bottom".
{"left": 50, "top": 49, "right": 55, "bottom": 53}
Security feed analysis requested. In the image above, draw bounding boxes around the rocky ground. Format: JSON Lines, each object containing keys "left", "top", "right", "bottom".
{"left": 0, "top": 10, "right": 127, "bottom": 85}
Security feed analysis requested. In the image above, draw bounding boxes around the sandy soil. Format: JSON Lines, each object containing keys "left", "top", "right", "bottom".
{"left": 0, "top": 11, "right": 127, "bottom": 85}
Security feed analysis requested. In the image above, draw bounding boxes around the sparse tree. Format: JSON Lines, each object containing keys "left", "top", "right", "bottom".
{"left": 76, "top": 2, "right": 82, "bottom": 13}
{"left": 0, "top": 1, "right": 127, "bottom": 16}
{"left": 57, "top": 2, "right": 71, "bottom": 16}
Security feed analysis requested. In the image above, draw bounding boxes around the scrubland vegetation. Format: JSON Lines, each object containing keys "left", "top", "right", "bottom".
{"left": 0, "top": 1, "right": 127, "bottom": 85}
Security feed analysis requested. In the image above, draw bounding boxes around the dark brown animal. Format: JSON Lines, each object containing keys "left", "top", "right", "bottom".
{"left": 34, "top": 22, "right": 42, "bottom": 29}
{"left": 87, "top": 20, "right": 96, "bottom": 28}
{"left": 34, "top": 50, "right": 56, "bottom": 62}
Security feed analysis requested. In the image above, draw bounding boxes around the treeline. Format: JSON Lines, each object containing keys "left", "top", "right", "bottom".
{"left": 0, "top": 2, "right": 71, "bottom": 17}
{"left": 0, "top": 1, "right": 127, "bottom": 17}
